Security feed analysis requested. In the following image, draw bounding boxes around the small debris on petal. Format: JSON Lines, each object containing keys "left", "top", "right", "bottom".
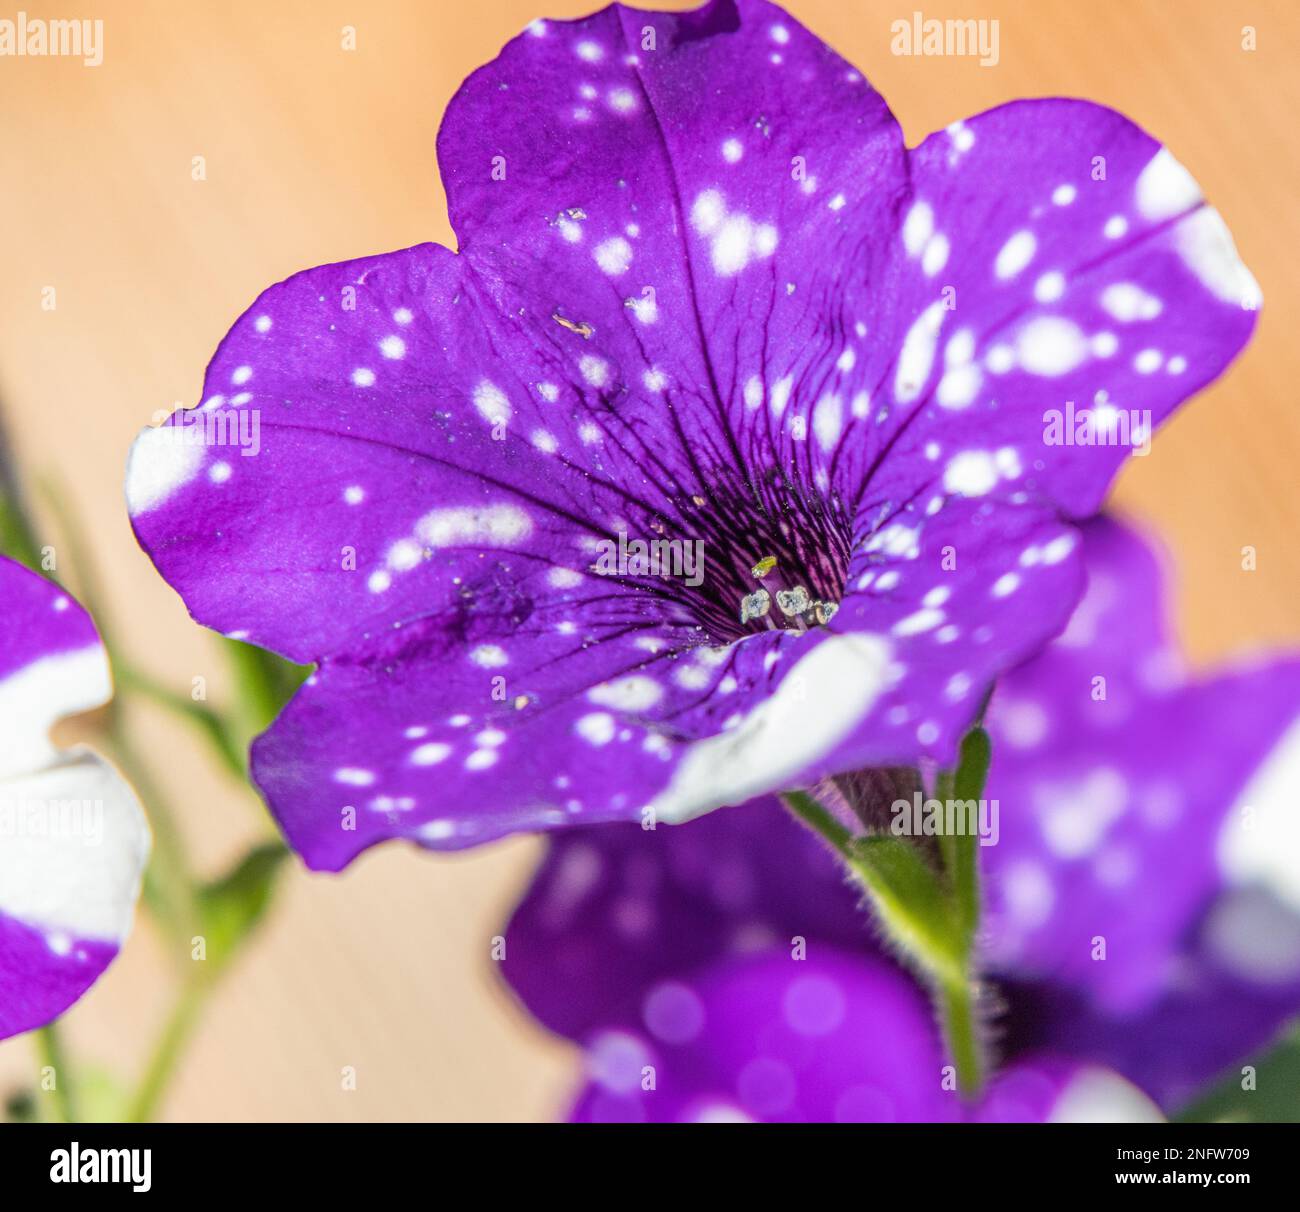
{"left": 552, "top": 313, "right": 593, "bottom": 339}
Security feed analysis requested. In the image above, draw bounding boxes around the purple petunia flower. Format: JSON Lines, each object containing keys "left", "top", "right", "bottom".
{"left": 502, "top": 518, "right": 1300, "bottom": 1122}
{"left": 125, "top": 0, "right": 1257, "bottom": 869}
{"left": 0, "top": 556, "right": 150, "bottom": 1040}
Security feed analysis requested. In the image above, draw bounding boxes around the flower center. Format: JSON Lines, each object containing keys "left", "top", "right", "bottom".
{"left": 650, "top": 467, "right": 853, "bottom": 645}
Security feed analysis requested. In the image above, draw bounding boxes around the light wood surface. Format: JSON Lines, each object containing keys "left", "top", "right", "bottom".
{"left": 0, "top": 0, "right": 1296, "bottom": 1120}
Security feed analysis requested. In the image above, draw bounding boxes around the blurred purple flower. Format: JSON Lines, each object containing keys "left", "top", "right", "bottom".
{"left": 503, "top": 519, "right": 1300, "bottom": 1121}
{"left": 0, "top": 556, "right": 149, "bottom": 1040}
{"left": 126, "top": 1, "right": 1256, "bottom": 870}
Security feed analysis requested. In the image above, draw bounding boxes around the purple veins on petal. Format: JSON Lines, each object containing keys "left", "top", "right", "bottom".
{"left": 125, "top": 0, "right": 1257, "bottom": 866}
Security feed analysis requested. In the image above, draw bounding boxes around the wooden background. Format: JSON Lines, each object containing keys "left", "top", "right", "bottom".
{"left": 0, "top": 0, "right": 1296, "bottom": 1120}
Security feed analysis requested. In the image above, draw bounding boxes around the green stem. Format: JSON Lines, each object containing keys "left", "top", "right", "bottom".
{"left": 933, "top": 768, "right": 958, "bottom": 880}
{"left": 108, "top": 716, "right": 201, "bottom": 951}
{"left": 125, "top": 980, "right": 207, "bottom": 1122}
{"left": 35, "top": 1024, "right": 76, "bottom": 1122}
{"left": 118, "top": 664, "right": 246, "bottom": 780}
{"left": 950, "top": 829, "right": 981, "bottom": 940}
{"left": 938, "top": 975, "right": 984, "bottom": 1097}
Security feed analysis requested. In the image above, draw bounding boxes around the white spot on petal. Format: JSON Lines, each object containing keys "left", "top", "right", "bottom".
{"left": 995, "top": 230, "right": 1036, "bottom": 279}
{"left": 902, "top": 200, "right": 934, "bottom": 257}
{"left": 410, "top": 743, "right": 451, "bottom": 766}
{"left": 472, "top": 379, "right": 510, "bottom": 425}
{"left": 594, "top": 236, "right": 633, "bottom": 276}
{"left": 470, "top": 645, "right": 508, "bottom": 668}
{"left": 943, "top": 450, "right": 999, "bottom": 497}
{"left": 588, "top": 676, "right": 664, "bottom": 712}
{"left": 580, "top": 356, "right": 610, "bottom": 388}
{"left": 1135, "top": 148, "right": 1202, "bottom": 221}
{"left": 894, "top": 301, "right": 945, "bottom": 404}
{"left": 576, "top": 712, "right": 617, "bottom": 746}
{"left": 1015, "top": 316, "right": 1088, "bottom": 376}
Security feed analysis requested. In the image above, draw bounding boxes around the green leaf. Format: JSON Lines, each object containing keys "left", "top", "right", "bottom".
{"left": 195, "top": 842, "right": 289, "bottom": 977}
{"left": 952, "top": 726, "right": 991, "bottom": 803}
{"left": 0, "top": 417, "right": 44, "bottom": 570}
{"left": 1176, "top": 1022, "right": 1300, "bottom": 1123}
{"left": 119, "top": 667, "right": 247, "bottom": 778}
{"left": 222, "top": 637, "right": 312, "bottom": 734}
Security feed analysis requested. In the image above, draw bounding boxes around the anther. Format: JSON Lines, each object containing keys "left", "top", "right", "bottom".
{"left": 812, "top": 601, "right": 838, "bottom": 625}
{"left": 776, "top": 586, "right": 811, "bottom": 617}
{"left": 739, "top": 588, "right": 771, "bottom": 624}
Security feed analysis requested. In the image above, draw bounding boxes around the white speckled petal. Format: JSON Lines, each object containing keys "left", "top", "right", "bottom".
{"left": 0, "top": 557, "right": 149, "bottom": 1040}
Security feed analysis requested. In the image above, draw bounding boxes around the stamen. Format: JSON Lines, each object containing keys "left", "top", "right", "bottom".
{"left": 776, "top": 586, "right": 811, "bottom": 617}
{"left": 812, "top": 601, "right": 838, "bottom": 625}
{"left": 751, "top": 555, "right": 777, "bottom": 579}
{"left": 739, "top": 588, "right": 771, "bottom": 624}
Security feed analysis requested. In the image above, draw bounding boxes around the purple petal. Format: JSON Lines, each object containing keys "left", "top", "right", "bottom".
{"left": 982, "top": 519, "right": 1300, "bottom": 1106}
{"left": 251, "top": 488, "right": 1081, "bottom": 867}
{"left": 568, "top": 948, "right": 958, "bottom": 1123}
{"left": 442, "top": 6, "right": 1256, "bottom": 524}
{"left": 564, "top": 945, "right": 1161, "bottom": 1122}
{"left": 974, "top": 1055, "right": 1162, "bottom": 1123}
{"left": 126, "top": 0, "right": 1252, "bottom": 860}
{"left": 0, "top": 911, "right": 119, "bottom": 1042}
{"left": 888, "top": 101, "right": 1258, "bottom": 518}
{"left": 502, "top": 797, "right": 867, "bottom": 1040}
{"left": 0, "top": 557, "right": 150, "bottom": 1040}
{"left": 0, "top": 557, "right": 103, "bottom": 778}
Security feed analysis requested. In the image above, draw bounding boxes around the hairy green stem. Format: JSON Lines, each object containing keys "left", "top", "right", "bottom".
{"left": 938, "top": 974, "right": 984, "bottom": 1097}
